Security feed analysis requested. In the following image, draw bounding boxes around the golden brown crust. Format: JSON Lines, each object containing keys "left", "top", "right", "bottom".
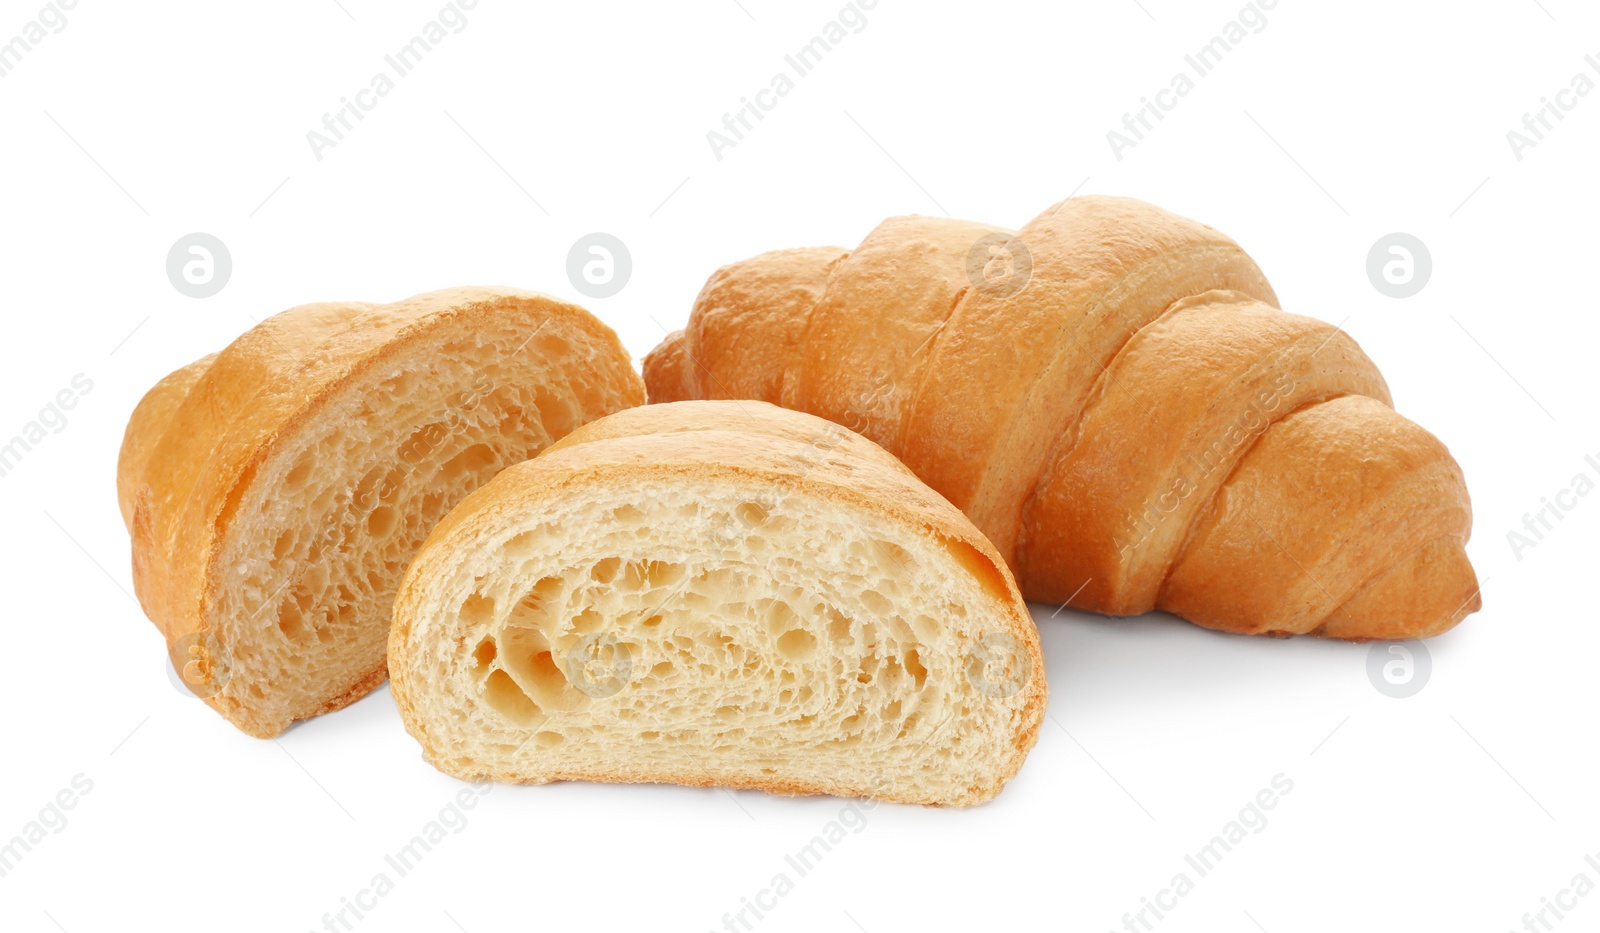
{"left": 900, "top": 196, "right": 1278, "bottom": 566}
{"left": 784, "top": 215, "right": 1010, "bottom": 451}
{"left": 1016, "top": 291, "right": 1393, "bottom": 612}
{"left": 120, "top": 287, "right": 645, "bottom": 736}
{"left": 307, "top": 660, "right": 391, "bottom": 720}
{"left": 116, "top": 351, "right": 218, "bottom": 532}
{"left": 390, "top": 400, "right": 1046, "bottom": 806}
{"left": 1161, "top": 395, "right": 1475, "bottom": 637}
{"left": 683, "top": 246, "right": 847, "bottom": 403}
{"left": 641, "top": 329, "right": 690, "bottom": 403}
{"left": 643, "top": 196, "right": 1480, "bottom": 640}
{"left": 1315, "top": 538, "right": 1480, "bottom": 640}
{"left": 126, "top": 301, "right": 371, "bottom": 631}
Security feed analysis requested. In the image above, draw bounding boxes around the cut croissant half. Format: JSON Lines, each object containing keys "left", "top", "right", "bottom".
{"left": 389, "top": 401, "right": 1046, "bottom": 806}
{"left": 117, "top": 287, "right": 643, "bottom": 737}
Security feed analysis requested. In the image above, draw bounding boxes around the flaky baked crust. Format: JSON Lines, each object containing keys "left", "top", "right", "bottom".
{"left": 118, "top": 287, "right": 644, "bottom": 735}
{"left": 644, "top": 197, "right": 1481, "bottom": 639}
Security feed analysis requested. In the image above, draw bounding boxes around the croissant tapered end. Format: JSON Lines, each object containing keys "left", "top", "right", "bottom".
{"left": 1018, "top": 292, "right": 1392, "bottom": 611}
{"left": 1160, "top": 395, "right": 1478, "bottom": 640}
{"left": 1312, "top": 538, "right": 1480, "bottom": 641}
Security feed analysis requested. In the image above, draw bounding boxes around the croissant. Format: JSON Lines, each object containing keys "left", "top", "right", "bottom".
{"left": 118, "top": 287, "right": 643, "bottom": 736}
{"left": 644, "top": 197, "right": 1480, "bottom": 640}
{"left": 388, "top": 400, "right": 1045, "bottom": 805}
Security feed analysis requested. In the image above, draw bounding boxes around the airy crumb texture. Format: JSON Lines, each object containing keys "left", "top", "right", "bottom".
{"left": 390, "top": 401, "right": 1047, "bottom": 807}
{"left": 643, "top": 196, "right": 1481, "bottom": 640}
{"left": 116, "top": 287, "right": 644, "bottom": 737}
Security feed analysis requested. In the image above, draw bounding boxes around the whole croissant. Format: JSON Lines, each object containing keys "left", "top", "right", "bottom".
{"left": 644, "top": 196, "right": 1480, "bottom": 640}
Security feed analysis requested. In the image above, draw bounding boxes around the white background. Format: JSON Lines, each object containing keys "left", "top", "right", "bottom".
{"left": 1, "top": 1, "right": 1595, "bottom": 931}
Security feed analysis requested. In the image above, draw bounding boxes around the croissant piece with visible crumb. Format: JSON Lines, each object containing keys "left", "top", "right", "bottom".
{"left": 388, "top": 401, "right": 1046, "bottom": 806}
{"left": 117, "top": 287, "right": 644, "bottom": 736}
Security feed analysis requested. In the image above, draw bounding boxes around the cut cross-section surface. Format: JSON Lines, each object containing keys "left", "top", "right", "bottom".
{"left": 389, "top": 401, "right": 1047, "bottom": 806}
{"left": 117, "top": 287, "right": 644, "bottom": 736}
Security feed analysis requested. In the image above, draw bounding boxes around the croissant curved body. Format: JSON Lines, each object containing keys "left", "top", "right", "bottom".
{"left": 644, "top": 196, "right": 1480, "bottom": 640}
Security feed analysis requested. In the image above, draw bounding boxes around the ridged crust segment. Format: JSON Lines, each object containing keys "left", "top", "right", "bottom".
{"left": 900, "top": 196, "right": 1278, "bottom": 568}
{"left": 1018, "top": 290, "right": 1395, "bottom": 614}
{"left": 685, "top": 246, "right": 848, "bottom": 403}
{"left": 643, "top": 196, "right": 1480, "bottom": 639}
{"left": 117, "top": 287, "right": 644, "bottom": 736}
{"left": 782, "top": 215, "right": 1011, "bottom": 452}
